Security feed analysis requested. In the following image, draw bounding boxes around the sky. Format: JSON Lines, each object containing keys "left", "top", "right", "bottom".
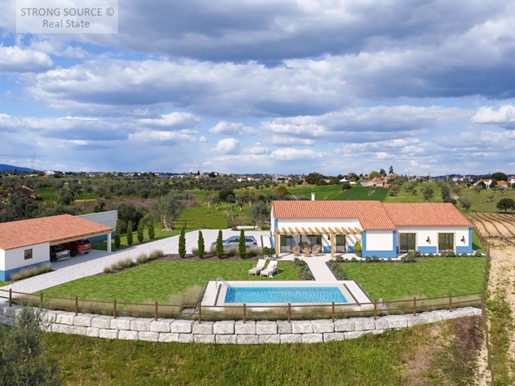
{"left": 0, "top": 0, "right": 514, "bottom": 176}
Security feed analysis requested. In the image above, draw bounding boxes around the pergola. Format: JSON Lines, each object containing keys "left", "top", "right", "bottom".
{"left": 274, "top": 226, "right": 362, "bottom": 258}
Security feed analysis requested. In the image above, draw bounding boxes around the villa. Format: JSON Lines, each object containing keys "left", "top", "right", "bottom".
{"left": 271, "top": 200, "right": 473, "bottom": 258}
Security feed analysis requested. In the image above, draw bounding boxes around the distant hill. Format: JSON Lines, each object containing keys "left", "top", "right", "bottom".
{"left": 0, "top": 164, "right": 34, "bottom": 172}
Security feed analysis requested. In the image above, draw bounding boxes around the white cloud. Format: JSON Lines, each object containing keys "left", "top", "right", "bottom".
{"left": 215, "top": 138, "right": 240, "bottom": 154}
{"left": 138, "top": 112, "right": 201, "bottom": 128}
{"left": 471, "top": 105, "right": 515, "bottom": 129}
{"left": 0, "top": 45, "right": 53, "bottom": 73}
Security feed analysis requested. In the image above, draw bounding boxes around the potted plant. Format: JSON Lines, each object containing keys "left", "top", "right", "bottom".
{"left": 355, "top": 241, "right": 362, "bottom": 257}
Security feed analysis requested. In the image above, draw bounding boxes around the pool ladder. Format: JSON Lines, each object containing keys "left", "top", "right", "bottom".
{"left": 215, "top": 276, "right": 231, "bottom": 288}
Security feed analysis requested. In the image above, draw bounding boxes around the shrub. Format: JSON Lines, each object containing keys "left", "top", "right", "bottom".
{"left": 147, "top": 218, "right": 155, "bottom": 240}
{"left": 10, "top": 264, "right": 52, "bottom": 281}
{"left": 191, "top": 247, "right": 199, "bottom": 255}
{"left": 247, "top": 248, "right": 259, "bottom": 257}
{"left": 400, "top": 254, "right": 417, "bottom": 263}
{"left": 136, "top": 253, "right": 149, "bottom": 264}
{"left": 326, "top": 260, "right": 348, "bottom": 280}
{"left": 293, "top": 258, "right": 315, "bottom": 280}
{"left": 149, "top": 249, "right": 164, "bottom": 260}
{"left": 355, "top": 241, "right": 362, "bottom": 254}
{"left": 198, "top": 230, "right": 205, "bottom": 259}
{"left": 103, "top": 266, "right": 113, "bottom": 274}
{"left": 225, "top": 247, "right": 238, "bottom": 257}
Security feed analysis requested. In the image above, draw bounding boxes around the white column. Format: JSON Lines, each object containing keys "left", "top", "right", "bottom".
{"left": 107, "top": 233, "right": 112, "bottom": 253}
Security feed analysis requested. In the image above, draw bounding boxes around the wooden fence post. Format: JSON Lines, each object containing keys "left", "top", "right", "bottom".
{"left": 243, "top": 303, "right": 246, "bottom": 324}
{"left": 40, "top": 293, "right": 43, "bottom": 307}
{"left": 198, "top": 303, "right": 202, "bottom": 324}
{"left": 154, "top": 302, "right": 158, "bottom": 321}
{"left": 449, "top": 293, "right": 453, "bottom": 312}
{"left": 113, "top": 299, "right": 117, "bottom": 318}
{"left": 288, "top": 303, "right": 291, "bottom": 323}
{"left": 331, "top": 302, "right": 335, "bottom": 323}
{"left": 8, "top": 288, "right": 12, "bottom": 307}
{"left": 373, "top": 300, "right": 377, "bottom": 320}
{"left": 413, "top": 297, "right": 417, "bottom": 316}
{"left": 75, "top": 297, "right": 78, "bottom": 316}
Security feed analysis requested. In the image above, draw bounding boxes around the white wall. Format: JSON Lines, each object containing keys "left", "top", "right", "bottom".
{"left": 78, "top": 210, "right": 118, "bottom": 229}
{"left": 3, "top": 242, "right": 50, "bottom": 270}
{"left": 366, "top": 231, "right": 394, "bottom": 251}
{"left": 397, "top": 227, "right": 470, "bottom": 250}
{"left": 0, "top": 249, "right": 5, "bottom": 271}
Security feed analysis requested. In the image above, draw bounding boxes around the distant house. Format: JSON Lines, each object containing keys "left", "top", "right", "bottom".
{"left": 270, "top": 200, "right": 473, "bottom": 258}
{"left": 475, "top": 179, "right": 492, "bottom": 188}
{"left": 497, "top": 180, "right": 508, "bottom": 188}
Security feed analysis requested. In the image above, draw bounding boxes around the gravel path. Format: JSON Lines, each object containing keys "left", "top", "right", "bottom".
{"left": 1, "top": 229, "right": 272, "bottom": 297}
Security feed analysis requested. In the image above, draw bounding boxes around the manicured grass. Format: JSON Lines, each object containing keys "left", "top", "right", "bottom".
{"left": 341, "top": 186, "right": 389, "bottom": 201}
{"left": 0, "top": 281, "right": 7, "bottom": 287}
{"left": 35, "top": 320, "right": 473, "bottom": 386}
{"left": 455, "top": 184, "right": 515, "bottom": 213}
{"left": 39, "top": 260, "right": 301, "bottom": 303}
{"left": 340, "top": 258, "right": 485, "bottom": 301}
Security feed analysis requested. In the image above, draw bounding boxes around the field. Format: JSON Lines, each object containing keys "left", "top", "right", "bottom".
{"left": 0, "top": 316, "right": 479, "bottom": 386}
{"left": 340, "top": 258, "right": 485, "bottom": 301}
{"left": 469, "top": 212, "right": 515, "bottom": 243}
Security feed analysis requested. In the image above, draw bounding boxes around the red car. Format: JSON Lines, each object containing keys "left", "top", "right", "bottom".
{"left": 60, "top": 239, "right": 92, "bottom": 257}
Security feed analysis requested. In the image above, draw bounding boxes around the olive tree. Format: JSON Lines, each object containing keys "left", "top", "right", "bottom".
{"left": 152, "top": 192, "right": 184, "bottom": 231}
{"left": 248, "top": 201, "right": 270, "bottom": 230}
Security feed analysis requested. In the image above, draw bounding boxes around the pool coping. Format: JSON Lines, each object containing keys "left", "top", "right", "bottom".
{"left": 202, "top": 280, "right": 370, "bottom": 307}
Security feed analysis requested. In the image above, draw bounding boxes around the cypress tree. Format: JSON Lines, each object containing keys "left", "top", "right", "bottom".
{"left": 198, "top": 230, "right": 205, "bottom": 259}
{"left": 127, "top": 220, "right": 133, "bottom": 246}
{"left": 216, "top": 230, "right": 224, "bottom": 259}
{"left": 179, "top": 227, "right": 186, "bottom": 258}
{"left": 114, "top": 219, "right": 121, "bottom": 249}
{"left": 238, "top": 229, "right": 246, "bottom": 259}
{"left": 137, "top": 219, "right": 145, "bottom": 244}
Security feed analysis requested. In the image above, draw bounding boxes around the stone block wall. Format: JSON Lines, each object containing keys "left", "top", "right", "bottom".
{"left": 0, "top": 304, "right": 481, "bottom": 344}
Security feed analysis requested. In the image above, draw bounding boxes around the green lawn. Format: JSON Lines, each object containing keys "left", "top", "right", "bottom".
{"left": 340, "top": 258, "right": 485, "bottom": 301}
{"left": 383, "top": 182, "right": 443, "bottom": 203}
{"left": 39, "top": 260, "right": 301, "bottom": 302}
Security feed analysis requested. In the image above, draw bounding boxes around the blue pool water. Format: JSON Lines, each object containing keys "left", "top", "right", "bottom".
{"left": 224, "top": 286, "right": 348, "bottom": 304}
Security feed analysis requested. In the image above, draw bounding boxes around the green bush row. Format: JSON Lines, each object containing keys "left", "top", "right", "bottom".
{"left": 326, "top": 260, "right": 348, "bottom": 280}
{"left": 103, "top": 249, "right": 164, "bottom": 274}
{"left": 10, "top": 264, "right": 52, "bottom": 282}
{"left": 293, "top": 258, "right": 314, "bottom": 280}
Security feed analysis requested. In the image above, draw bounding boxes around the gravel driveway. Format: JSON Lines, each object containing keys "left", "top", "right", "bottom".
{"left": 1, "top": 229, "right": 272, "bottom": 298}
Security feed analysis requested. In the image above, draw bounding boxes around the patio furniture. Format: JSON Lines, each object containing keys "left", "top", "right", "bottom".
{"left": 311, "top": 245, "right": 321, "bottom": 256}
{"left": 302, "top": 246, "right": 311, "bottom": 257}
{"left": 248, "top": 259, "right": 267, "bottom": 275}
{"left": 291, "top": 246, "right": 300, "bottom": 256}
{"left": 260, "top": 261, "right": 278, "bottom": 278}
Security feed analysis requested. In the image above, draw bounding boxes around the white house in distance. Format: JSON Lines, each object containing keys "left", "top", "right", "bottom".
{"left": 0, "top": 214, "right": 114, "bottom": 281}
{"left": 271, "top": 200, "right": 473, "bottom": 258}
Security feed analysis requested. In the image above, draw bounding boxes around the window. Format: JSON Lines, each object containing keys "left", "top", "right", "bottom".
{"left": 24, "top": 248, "right": 33, "bottom": 260}
{"left": 438, "top": 233, "right": 454, "bottom": 252}
{"left": 335, "top": 234, "right": 346, "bottom": 252}
{"left": 399, "top": 233, "right": 416, "bottom": 253}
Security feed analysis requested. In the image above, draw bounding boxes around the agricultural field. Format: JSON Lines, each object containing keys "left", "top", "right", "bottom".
{"left": 469, "top": 213, "right": 515, "bottom": 244}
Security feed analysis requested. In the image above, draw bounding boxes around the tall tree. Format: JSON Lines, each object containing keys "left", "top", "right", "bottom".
{"left": 238, "top": 229, "right": 246, "bottom": 259}
{"left": 198, "top": 230, "right": 205, "bottom": 259}
{"left": 114, "top": 220, "right": 121, "bottom": 248}
{"left": 152, "top": 192, "right": 184, "bottom": 231}
{"left": 497, "top": 198, "right": 515, "bottom": 213}
{"left": 137, "top": 219, "right": 145, "bottom": 244}
{"left": 248, "top": 201, "right": 270, "bottom": 230}
{"left": 216, "top": 230, "right": 224, "bottom": 259}
{"left": 178, "top": 228, "right": 186, "bottom": 258}
{"left": 126, "top": 221, "right": 133, "bottom": 246}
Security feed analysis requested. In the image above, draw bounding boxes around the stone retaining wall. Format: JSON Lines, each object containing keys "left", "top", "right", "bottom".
{"left": 0, "top": 304, "right": 481, "bottom": 344}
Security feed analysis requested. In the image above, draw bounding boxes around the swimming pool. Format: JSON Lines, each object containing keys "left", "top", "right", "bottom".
{"left": 224, "top": 286, "right": 348, "bottom": 304}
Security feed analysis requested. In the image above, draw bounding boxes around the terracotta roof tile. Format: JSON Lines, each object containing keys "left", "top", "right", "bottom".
{"left": 271, "top": 200, "right": 397, "bottom": 230}
{"left": 272, "top": 201, "right": 472, "bottom": 230}
{"left": 381, "top": 203, "right": 472, "bottom": 227}
{"left": 0, "top": 214, "right": 113, "bottom": 250}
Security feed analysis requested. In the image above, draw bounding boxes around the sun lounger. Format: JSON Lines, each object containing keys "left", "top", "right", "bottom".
{"left": 260, "top": 261, "right": 278, "bottom": 278}
{"left": 248, "top": 259, "right": 267, "bottom": 275}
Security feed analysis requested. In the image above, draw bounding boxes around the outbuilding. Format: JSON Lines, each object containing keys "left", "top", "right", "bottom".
{"left": 271, "top": 200, "right": 473, "bottom": 258}
{"left": 0, "top": 214, "right": 114, "bottom": 281}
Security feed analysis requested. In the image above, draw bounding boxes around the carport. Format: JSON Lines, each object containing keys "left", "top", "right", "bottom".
{"left": 0, "top": 214, "right": 114, "bottom": 281}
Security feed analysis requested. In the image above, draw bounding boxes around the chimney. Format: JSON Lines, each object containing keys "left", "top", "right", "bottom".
{"left": 311, "top": 192, "right": 315, "bottom": 201}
